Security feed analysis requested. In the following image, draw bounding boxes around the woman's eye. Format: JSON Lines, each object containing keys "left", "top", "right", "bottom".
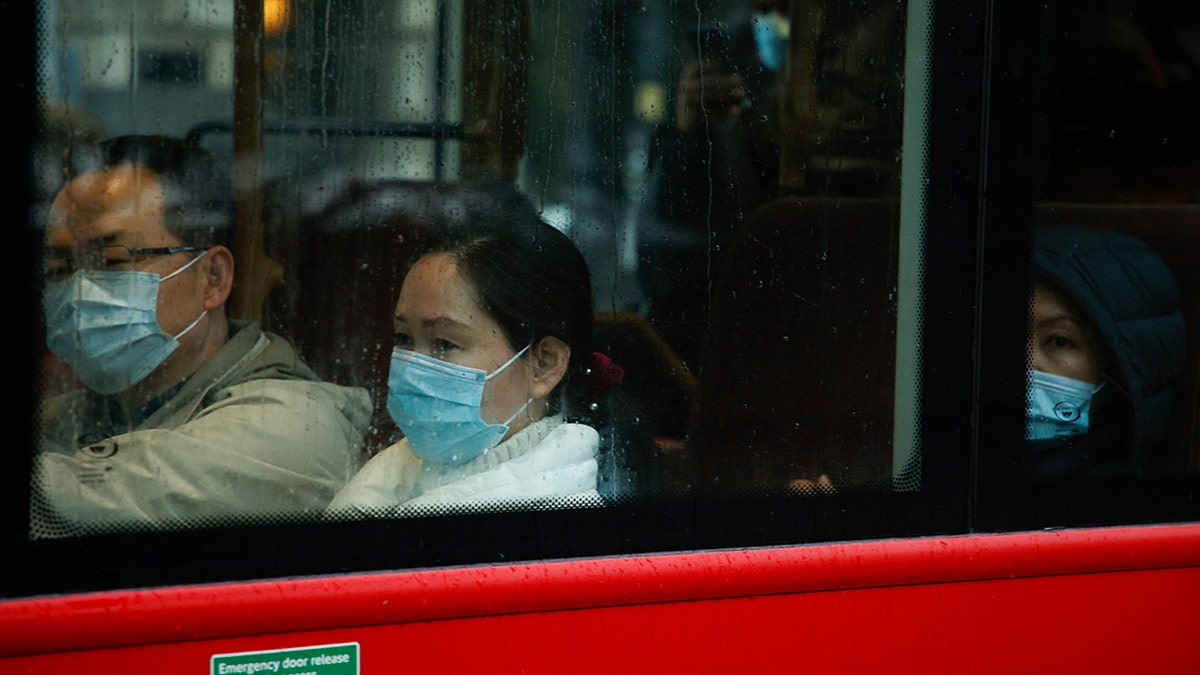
{"left": 1046, "top": 335, "right": 1073, "bottom": 349}
{"left": 394, "top": 332, "right": 413, "bottom": 349}
{"left": 433, "top": 339, "right": 459, "bottom": 355}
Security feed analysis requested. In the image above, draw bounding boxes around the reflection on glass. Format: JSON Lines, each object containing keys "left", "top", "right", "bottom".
{"left": 674, "top": 0, "right": 909, "bottom": 495}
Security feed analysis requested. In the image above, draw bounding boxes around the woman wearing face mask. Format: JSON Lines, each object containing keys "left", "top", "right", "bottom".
{"left": 326, "top": 207, "right": 632, "bottom": 517}
{"left": 1026, "top": 225, "right": 1186, "bottom": 481}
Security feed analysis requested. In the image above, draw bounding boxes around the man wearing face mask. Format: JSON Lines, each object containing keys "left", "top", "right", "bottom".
{"left": 1026, "top": 225, "right": 1186, "bottom": 481}
{"left": 32, "top": 134, "right": 372, "bottom": 538}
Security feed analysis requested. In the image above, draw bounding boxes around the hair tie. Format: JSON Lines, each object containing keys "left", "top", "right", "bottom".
{"left": 584, "top": 351, "right": 624, "bottom": 398}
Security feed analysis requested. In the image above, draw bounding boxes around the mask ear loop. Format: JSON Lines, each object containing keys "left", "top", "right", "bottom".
{"left": 484, "top": 343, "right": 532, "bottom": 380}
{"left": 160, "top": 249, "right": 210, "bottom": 340}
{"left": 172, "top": 309, "right": 208, "bottom": 340}
{"left": 160, "top": 248, "right": 209, "bottom": 283}
{"left": 502, "top": 397, "right": 534, "bottom": 426}
{"left": 486, "top": 344, "right": 535, "bottom": 426}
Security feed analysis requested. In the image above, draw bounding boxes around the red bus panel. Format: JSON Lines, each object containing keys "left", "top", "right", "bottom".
{"left": 4, "top": 523, "right": 1198, "bottom": 674}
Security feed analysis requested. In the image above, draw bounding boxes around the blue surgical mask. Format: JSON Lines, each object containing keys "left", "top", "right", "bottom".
{"left": 752, "top": 11, "right": 789, "bottom": 73}
{"left": 387, "top": 344, "right": 532, "bottom": 464}
{"left": 43, "top": 252, "right": 208, "bottom": 395}
{"left": 1026, "top": 369, "right": 1102, "bottom": 441}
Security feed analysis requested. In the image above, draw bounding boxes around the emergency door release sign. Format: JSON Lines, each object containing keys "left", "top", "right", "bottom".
{"left": 211, "top": 641, "right": 359, "bottom": 675}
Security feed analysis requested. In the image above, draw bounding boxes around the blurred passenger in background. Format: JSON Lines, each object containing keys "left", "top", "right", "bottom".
{"left": 636, "top": 0, "right": 905, "bottom": 369}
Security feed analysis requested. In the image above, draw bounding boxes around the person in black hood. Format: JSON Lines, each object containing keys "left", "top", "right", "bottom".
{"left": 1027, "top": 225, "right": 1186, "bottom": 481}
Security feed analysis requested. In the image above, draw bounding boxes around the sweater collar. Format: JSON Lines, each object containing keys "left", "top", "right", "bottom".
{"left": 416, "top": 414, "right": 563, "bottom": 480}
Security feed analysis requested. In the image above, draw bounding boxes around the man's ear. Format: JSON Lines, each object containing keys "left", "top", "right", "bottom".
{"left": 529, "top": 336, "right": 570, "bottom": 399}
{"left": 202, "top": 246, "right": 235, "bottom": 311}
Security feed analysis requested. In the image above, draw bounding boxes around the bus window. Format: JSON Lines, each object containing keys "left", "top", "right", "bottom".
{"left": 976, "top": 0, "right": 1200, "bottom": 529}
{"left": 29, "top": 0, "right": 926, "bottom": 540}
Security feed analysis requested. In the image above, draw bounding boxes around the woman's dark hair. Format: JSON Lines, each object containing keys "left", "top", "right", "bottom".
{"left": 413, "top": 190, "right": 596, "bottom": 422}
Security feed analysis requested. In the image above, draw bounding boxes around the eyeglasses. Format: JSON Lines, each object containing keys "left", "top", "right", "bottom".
{"left": 44, "top": 245, "right": 201, "bottom": 282}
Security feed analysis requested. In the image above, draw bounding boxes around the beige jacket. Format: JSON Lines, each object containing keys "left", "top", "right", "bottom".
{"left": 32, "top": 321, "right": 372, "bottom": 538}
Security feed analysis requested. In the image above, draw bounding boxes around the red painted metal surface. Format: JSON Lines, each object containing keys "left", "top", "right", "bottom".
{"left": 3, "top": 523, "right": 1199, "bottom": 673}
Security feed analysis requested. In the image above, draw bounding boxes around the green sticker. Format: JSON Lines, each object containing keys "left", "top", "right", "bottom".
{"left": 212, "top": 642, "right": 359, "bottom": 675}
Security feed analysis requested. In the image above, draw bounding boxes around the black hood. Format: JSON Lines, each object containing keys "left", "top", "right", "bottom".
{"left": 1033, "top": 225, "right": 1185, "bottom": 469}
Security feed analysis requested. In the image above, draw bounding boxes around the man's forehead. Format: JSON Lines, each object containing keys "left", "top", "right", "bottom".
{"left": 47, "top": 164, "right": 170, "bottom": 246}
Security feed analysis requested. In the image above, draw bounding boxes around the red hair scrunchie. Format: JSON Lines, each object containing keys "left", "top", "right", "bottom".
{"left": 584, "top": 351, "right": 624, "bottom": 398}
